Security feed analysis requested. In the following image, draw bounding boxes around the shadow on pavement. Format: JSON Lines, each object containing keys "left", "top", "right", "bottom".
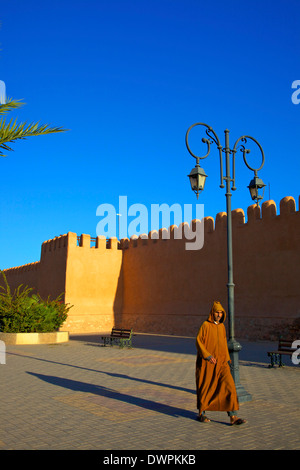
{"left": 26, "top": 371, "right": 197, "bottom": 421}
{"left": 8, "top": 351, "right": 194, "bottom": 394}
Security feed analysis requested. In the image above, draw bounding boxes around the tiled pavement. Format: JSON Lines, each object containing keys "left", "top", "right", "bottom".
{"left": 0, "top": 333, "right": 299, "bottom": 452}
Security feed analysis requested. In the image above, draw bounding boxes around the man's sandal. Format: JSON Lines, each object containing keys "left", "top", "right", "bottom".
{"left": 197, "top": 414, "right": 211, "bottom": 423}
{"left": 231, "top": 417, "right": 246, "bottom": 425}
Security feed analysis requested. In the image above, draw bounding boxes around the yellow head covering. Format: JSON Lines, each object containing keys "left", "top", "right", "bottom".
{"left": 208, "top": 300, "right": 226, "bottom": 323}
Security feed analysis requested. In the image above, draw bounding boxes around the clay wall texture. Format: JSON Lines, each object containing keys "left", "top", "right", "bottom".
{"left": 2, "top": 233, "right": 123, "bottom": 333}
{"left": 1, "top": 196, "right": 300, "bottom": 340}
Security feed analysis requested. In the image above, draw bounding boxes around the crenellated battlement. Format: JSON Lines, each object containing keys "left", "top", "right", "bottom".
{"left": 40, "top": 232, "right": 120, "bottom": 254}
{"left": 36, "top": 195, "right": 300, "bottom": 254}
{"left": 2, "top": 195, "right": 299, "bottom": 265}
{"left": 75, "top": 234, "right": 119, "bottom": 250}
{"left": 2, "top": 261, "right": 40, "bottom": 274}
{"left": 1, "top": 261, "right": 41, "bottom": 298}
{"left": 119, "top": 196, "right": 300, "bottom": 249}
{"left": 41, "top": 234, "right": 68, "bottom": 253}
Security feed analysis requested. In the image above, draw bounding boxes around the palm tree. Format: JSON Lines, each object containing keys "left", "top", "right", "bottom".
{"left": 0, "top": 98, "right": 67, "bottom": 157}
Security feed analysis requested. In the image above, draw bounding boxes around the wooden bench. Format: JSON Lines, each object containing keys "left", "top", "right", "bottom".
{"left": 101, "top": 328, "right": 133, "bottom": 348}
{"left": 267, "top": 338, "right": 297, "bottom": 367}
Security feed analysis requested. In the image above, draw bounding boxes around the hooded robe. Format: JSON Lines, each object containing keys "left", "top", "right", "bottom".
{"left": 195, "top": 301, "right": 239, "bottom": 413}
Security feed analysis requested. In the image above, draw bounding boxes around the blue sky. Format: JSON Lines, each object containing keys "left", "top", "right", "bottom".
{"left": 0, "top": 0, "right": 299, "bottom": 269}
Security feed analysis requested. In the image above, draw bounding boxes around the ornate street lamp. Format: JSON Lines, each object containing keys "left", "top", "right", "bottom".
{"left": 248, "top": 173, "right": 266, "bottom": 203}
{"left": 186, "top": 122, "right": 266, "bottom": 403}
{"left": 187, "top": 163, "right": 208, "bottom": 199}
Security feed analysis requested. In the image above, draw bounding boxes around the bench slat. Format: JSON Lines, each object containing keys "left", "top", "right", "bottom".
{"left": 101, "top": 327, "right": 133, "bottom": 348}
{"left": 268, "top": 350, "right": 294, "bottom": 355}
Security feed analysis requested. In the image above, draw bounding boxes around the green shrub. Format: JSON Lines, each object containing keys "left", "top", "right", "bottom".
{"left": 0, "top": 271, "right": 72, "bottom": 333}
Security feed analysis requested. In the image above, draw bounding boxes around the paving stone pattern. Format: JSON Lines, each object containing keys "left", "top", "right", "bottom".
{"left": 0, "top": 333, "right": 299, "bottom": 450}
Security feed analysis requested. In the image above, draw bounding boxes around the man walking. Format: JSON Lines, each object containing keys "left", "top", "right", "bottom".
{"left": 195, "top": 300, "right": 246, "bottom": 425}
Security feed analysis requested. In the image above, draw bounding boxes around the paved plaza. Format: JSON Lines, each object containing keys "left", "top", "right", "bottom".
{"left": 0, "top": 332, "right": 299, "bottom": 453}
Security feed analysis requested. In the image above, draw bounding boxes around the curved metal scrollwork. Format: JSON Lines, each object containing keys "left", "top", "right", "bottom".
{"left": 185, "top": 122, "right": 225, "bottom": 188}
{"left": 186, "top": 123, "right": 265, "bottom": 197}
{"left": 232, "top": 135, "right": 265, "bottom": 177}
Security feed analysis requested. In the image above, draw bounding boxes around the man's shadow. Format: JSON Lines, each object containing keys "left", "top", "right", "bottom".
{"left": 27, "top": 372, "right": 196, "bottom": 421}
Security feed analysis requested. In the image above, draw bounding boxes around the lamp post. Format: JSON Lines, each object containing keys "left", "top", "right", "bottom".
{"left": 186, "top": 122, "right": 266, "bottom": 403}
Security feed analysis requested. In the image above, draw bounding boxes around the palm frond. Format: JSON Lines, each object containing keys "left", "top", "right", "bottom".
{"left": 0, "top": 98, "right": 68, "bottom": 156}
{"left": 0, "top": 98, "right": 23, "bottom": 115}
